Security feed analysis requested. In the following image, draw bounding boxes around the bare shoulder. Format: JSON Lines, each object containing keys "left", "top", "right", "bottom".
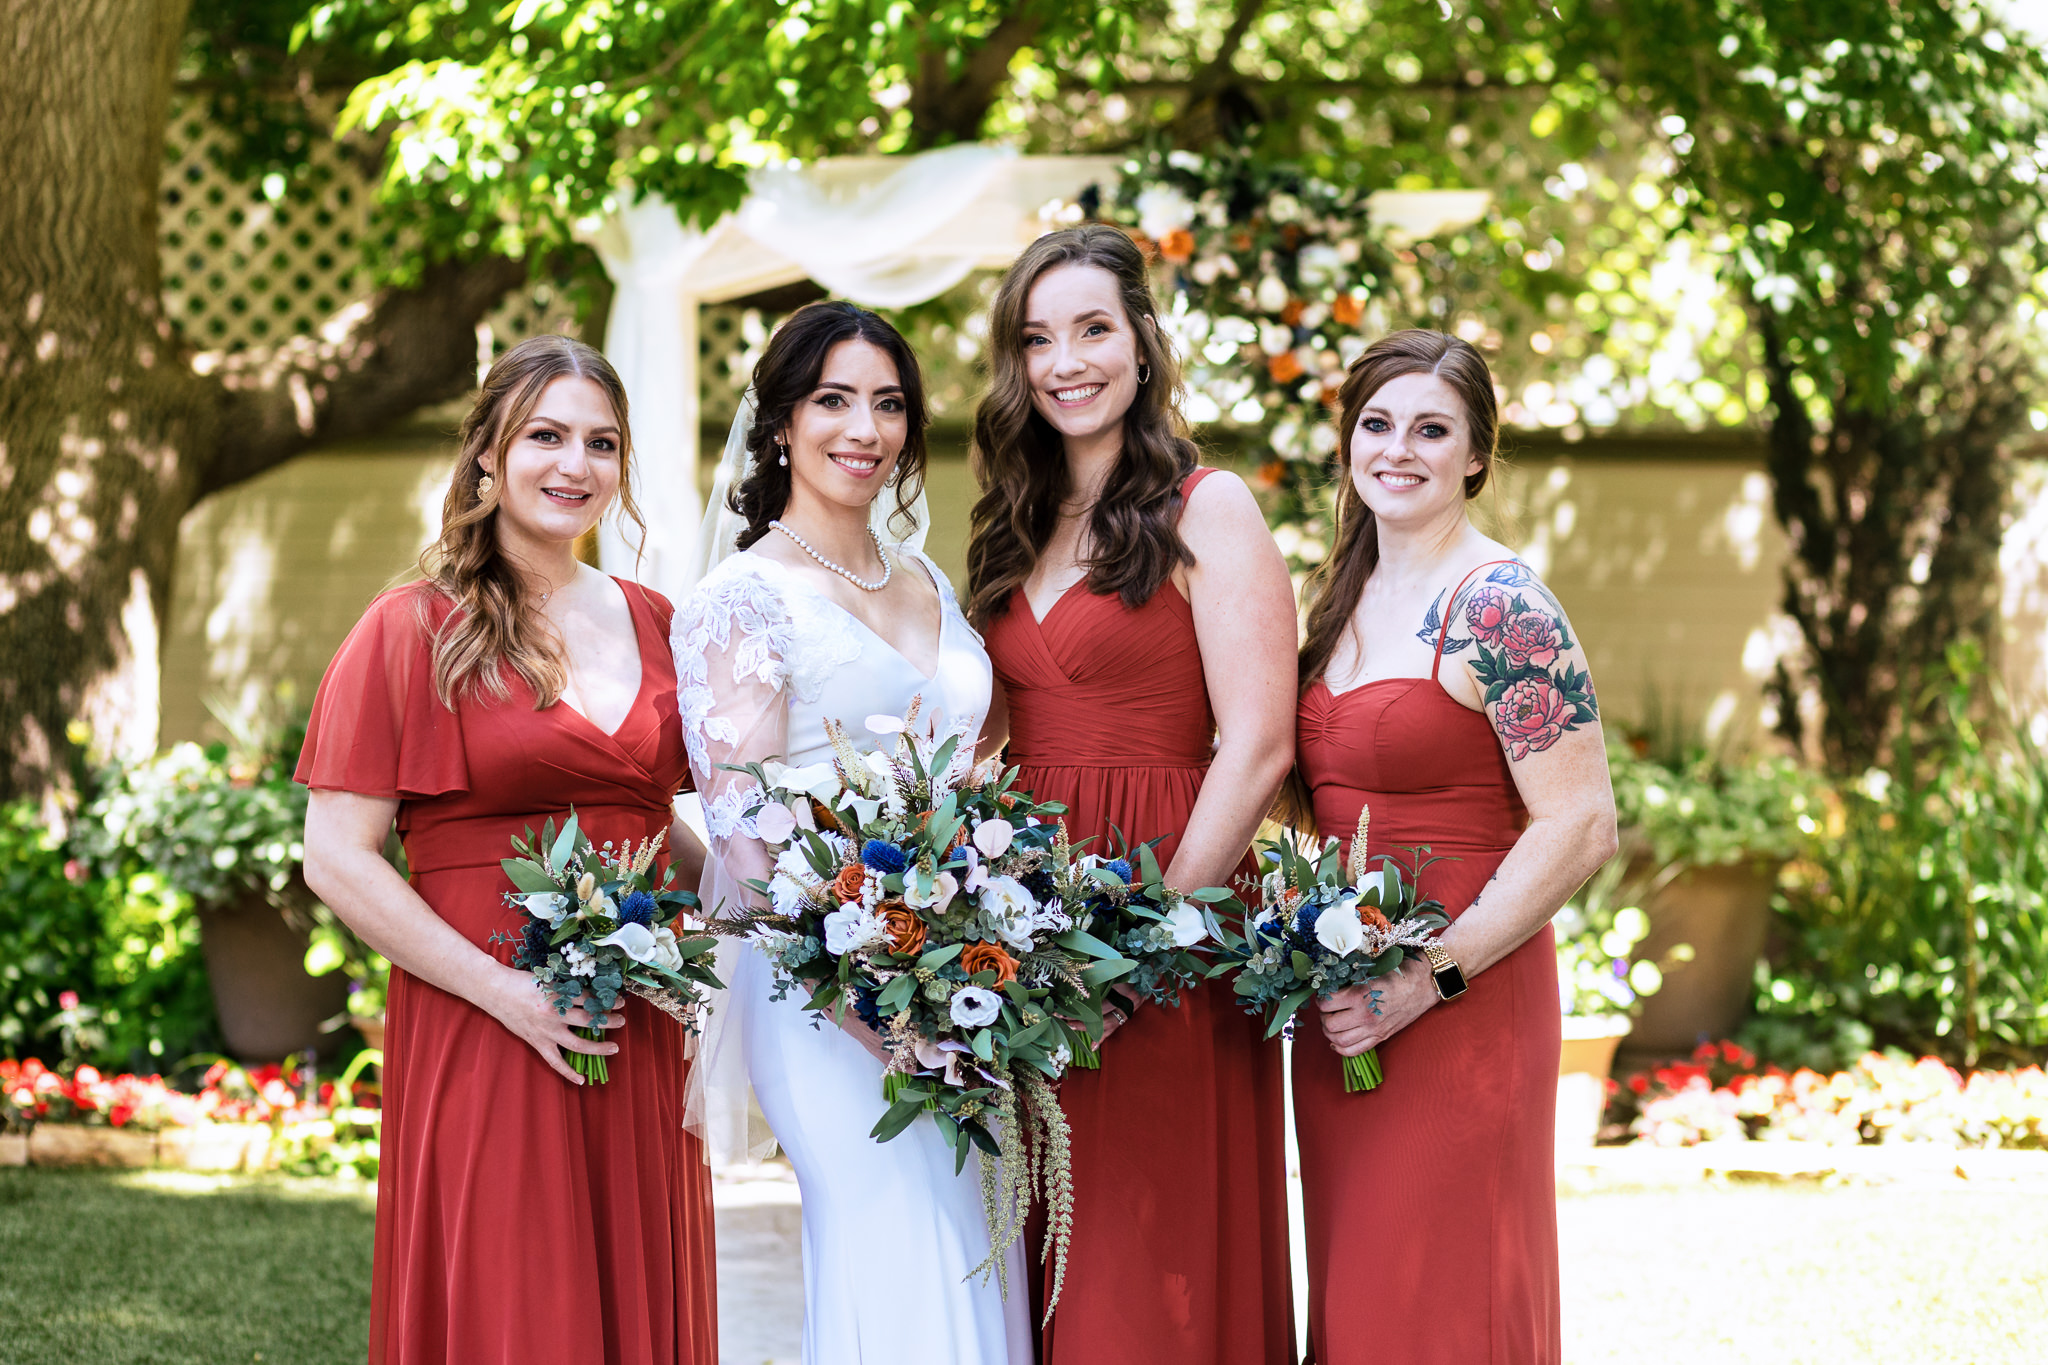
{"left": 1178, "top": 468, "right": 1273, "bottom": 551}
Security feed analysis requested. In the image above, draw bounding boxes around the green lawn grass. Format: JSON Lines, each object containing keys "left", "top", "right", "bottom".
{"left": 0, "top": 1168, "right": 373, "bottom": 1365}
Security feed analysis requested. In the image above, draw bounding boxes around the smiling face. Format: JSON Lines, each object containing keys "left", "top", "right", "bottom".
{"left": 1348, "top": 371, "right": 1484, "bottom": 528}
{"left": 1020, "top": 263, "right": 1145, "bottom": 448}
{"left": 482, "top": 374, "right": 623, "bottom": 548}
{"left": 779, "top": 338, "right": 908, "bottom": 516}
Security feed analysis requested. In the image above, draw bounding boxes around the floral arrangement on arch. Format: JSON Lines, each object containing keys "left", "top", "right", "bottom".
{"left": 1089, "top": 145, "right": 1396, "bottom": 569}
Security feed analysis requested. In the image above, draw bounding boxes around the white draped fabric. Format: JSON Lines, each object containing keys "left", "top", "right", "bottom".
{"left": 587, "top": 147, "right": 1122, "bottom": 604}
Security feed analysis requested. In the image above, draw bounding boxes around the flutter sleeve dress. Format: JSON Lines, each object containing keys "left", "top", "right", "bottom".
{"left": 295, "top": 580, "right": 719, "bottom": 1365}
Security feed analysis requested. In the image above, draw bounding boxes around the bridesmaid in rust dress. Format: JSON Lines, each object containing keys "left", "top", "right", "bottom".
{"left": 1289, "top": 330, "right": 1618, "bottom": 1364}
{"left": 967, "top": 225, "right": 1298, "bottom": 1365}
{"left": 300, "top": 336, "right": 718, "bottom": 1365}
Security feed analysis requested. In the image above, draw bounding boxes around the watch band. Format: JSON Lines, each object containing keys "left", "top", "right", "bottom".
{"left": 1423, "top": 942, "right": 1469, "bottom": 1001}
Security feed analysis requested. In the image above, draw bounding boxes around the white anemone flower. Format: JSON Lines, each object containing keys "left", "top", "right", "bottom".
{"left": 949, "top": 986, "right": 1003, "bottom": 1029}
{"left": 822, "top": 902, "right": 882, "bottom": 955}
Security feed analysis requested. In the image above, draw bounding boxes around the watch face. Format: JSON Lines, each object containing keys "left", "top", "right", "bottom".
{"left": 1434, "top": 961, "right": 1469, "bottom": 1000}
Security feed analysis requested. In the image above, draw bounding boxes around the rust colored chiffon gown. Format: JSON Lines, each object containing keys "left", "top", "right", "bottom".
{"left": 1292, "top": 560, "right": 1561, "bottom": 1365}
{"left": 983, "top": 467, "right": 1295, "bottom": 1365}
{"left": 296, "top": 582, "right": 718, "bottom": 1365}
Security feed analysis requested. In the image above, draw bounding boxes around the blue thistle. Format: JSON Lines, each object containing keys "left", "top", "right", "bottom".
{"left": 1292, "top": 900, "right": 1324, "bottom": 941}
{"left": 1105, "top": 859, "right": 1134, "bottom": 885}
{"left": 860, "top": 840, "right": 909, "bottom": 875}
{"left": 618, "top": 891, "right": 658, "bottom": 927}
{"left": 1023, "top": 868, "right": 1058, "bottom": 902}
{"left": 519, "top": 917, "right": 553, "bottom": 966}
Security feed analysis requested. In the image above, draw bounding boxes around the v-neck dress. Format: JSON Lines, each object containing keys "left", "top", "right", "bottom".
{"left": 1291, "top": 559, "right": 1559, "bottom": 1365}
{"left": 981, "top": 467, "right": 1295, "bottom": 1365}
{"left": 297, "top": 579, "right": 718, "bottom": 1365}
{"left": 673, "top": 546, "right": 1030, "bottom": 1365}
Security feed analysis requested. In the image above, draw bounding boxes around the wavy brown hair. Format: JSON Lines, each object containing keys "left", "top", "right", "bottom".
{"left": 965, "top": 225, "right": 1199, "bottom": 626}
{"left": 417, "top": 334, "right": 644, "bottom": 709}
{"left": 1280, "top": 329, "right": 1501, "bottom": 834}
{"left": 728, "top": 301, "right": 929, "bottom": 551}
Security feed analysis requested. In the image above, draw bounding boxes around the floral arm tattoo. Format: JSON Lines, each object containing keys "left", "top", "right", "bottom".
{"left": 1423, "top": 562, "right": 1598, "bottom": 760}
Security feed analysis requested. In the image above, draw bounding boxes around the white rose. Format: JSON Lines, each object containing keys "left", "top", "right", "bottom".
{"left": 1134, "top": 184, "right": 1195, "bottom": 239}
{"left": 1314, "top": 898, "right": 1366, "bottom": 956}
{"left": 979, "top": 875, "right": 1039, "bottom": 950}
{"left": 754, "top": 802, "right": 797, "bottom": 844}
{"left": 971, "top": 818, "right": 1015, "bottom": 859}
{"left": 904, "top": 869, "right": 959, "bottom": 914}
{"left": 648, "top": 926, "right": 685, "bottom": 973}
{"left": 1164, "top": 903, "right": 1208, "bottom": 949}
{"left": 949, "top": 985, "right": 1003, "bottom": 1029}
{"left": 1256, "top": 274, "right": 1290, "bottom": 314}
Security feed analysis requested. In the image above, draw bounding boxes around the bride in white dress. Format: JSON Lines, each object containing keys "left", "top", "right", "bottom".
{"left": 672, "top": 302, "right": 1031, "bottom": 1365}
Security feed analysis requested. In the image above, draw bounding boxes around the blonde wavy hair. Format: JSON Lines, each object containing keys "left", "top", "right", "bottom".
{"left": 417, "top": 335, "right": 644, "bottom": 709}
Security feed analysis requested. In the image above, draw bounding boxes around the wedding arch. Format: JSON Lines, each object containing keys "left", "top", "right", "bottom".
{"left": 586, "top": 144, "right": 1486, "bottom": 605}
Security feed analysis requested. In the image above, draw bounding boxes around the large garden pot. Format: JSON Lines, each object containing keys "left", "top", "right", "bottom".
{"left": 1556, "top": 1015, "right": 1630, "bottom": 1149}
{"left": 0, "top": 1133, "right": 26, "bottom": 1167}
{"left": 199, "top": 886, "right": 350, "bottom": 1062}
{"left": 158, "top": 1122, "right": 273, "bottom": 1173}
{"left": 1625, "top": 860, "right": 1777, "bottom": 1057}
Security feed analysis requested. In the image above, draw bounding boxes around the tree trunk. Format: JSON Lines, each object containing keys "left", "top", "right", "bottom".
{"left": 0, "top": 4, "right": 528, "bottom": 808}
{"left": 0, "top": 1, "right": 208, "bottom": 803}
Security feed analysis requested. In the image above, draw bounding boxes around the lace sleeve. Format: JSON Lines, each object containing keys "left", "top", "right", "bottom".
{"left": 673, "top": 566, "right": 793, "bottom": 914}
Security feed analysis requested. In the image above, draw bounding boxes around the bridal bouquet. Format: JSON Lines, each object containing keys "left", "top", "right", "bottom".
{"left": 494, "top": 812, "right": 724, "bottom": 1083}
{"left": 724, "top": 702, "right": 1129, "bottom": 1309}
{"left": 1222, "top": 807, "right": 1449, "bottom": 1093}
{"left": 1063, "top": 834, "right": 1234, "bottom": 1054}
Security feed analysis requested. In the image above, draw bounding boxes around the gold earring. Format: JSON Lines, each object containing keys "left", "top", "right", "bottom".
{"left": 477, "top": 474, "right": 495, "bottom": 498}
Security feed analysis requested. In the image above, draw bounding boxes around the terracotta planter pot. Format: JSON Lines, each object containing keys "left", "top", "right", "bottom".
{"left": 1556, "top": 1015, "right": 1630, "bottom": 1150}
{"left": 158, "top": 1122, "right": 273, "bottom": 1173}
{"left": 0, "top": 1133, "right": 27, "bottom": 1167}
{"left": 198, "top": 884, "right": 350, "bottom": 1062}
{"left": 28, "top": 1124, "right": 158, "bottom": 1168}
{"left": 1626, "top": 860, "right": 1778, "bottom": 1056}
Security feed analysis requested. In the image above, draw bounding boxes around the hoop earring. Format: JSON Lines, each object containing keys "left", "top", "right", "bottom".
{"left": 477, "top": 474, "right": 495, "bottom": 498}
{"left": 1136, "top": 363, "right": 1152, "bottom": 386}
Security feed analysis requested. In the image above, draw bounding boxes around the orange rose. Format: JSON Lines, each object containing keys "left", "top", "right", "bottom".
{"left": 879, "top": 901, "right": 926, "bottom": 956}
{"left": 1359, "top": 903, "right": 1391, "bottom": 933}
{"left": 1159, "top": 228, "right": 1195, "bottom": 263}
{"left": 1268, "top": 351, "right": 1305, "bottom": 384}
{"left": 811, "top": 800, "right": 842, "bottom": 832}
{"left": 1279, "top": 297, "right": 1305, "bottom": 326}
{"left": 1331, "top": 292, "right": 1364, "bottom": 327}
{"left": 832, "top": 863, "right": 867, "bottom": 901}
{"left": 960, "top": 941, "right": 1018, "bottom": 985}
{"left": 1256, "top": 460, "right": 1286, "bottom": 488}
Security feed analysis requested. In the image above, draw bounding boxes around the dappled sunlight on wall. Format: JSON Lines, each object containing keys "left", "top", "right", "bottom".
{"left": 161, "top": 450, "right": 454, "bottom": 744}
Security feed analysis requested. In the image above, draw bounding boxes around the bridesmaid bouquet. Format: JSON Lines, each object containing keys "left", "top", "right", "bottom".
{"left": 495, "top": 812, "right": 724, "bottom": 1083}
{"left": 723, "top": 701, "right": 1128, "bottom": 1308}
{"left": 1221, "top": 806, "right": 1450, "bottom": 1093}
{"left": 1064, "top": 834, "right": 1234, "bottom": 1053}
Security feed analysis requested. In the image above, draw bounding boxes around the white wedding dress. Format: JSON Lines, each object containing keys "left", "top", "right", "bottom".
{"left": 673, "top": 544, "right": 1032, "bottom": 1365}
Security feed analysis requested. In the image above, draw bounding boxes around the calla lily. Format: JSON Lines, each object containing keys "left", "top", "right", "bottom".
{"left": 1165, "top": 903, "right": 1208, "bottom": 948}
{"left": 972, "top": 818, "right": 1015, "bottom": 859}
{"left": 1315, "top": 898, "right": 1366, "bottom": 955}
{"left": 769, "top": 761, "right": 842, "bottom": 800}
{"left": 596, "top": 922, "right": 661, "bottom": 963}
{"left": 520, "top": 892, "right": 570, "bottom": 924}
{"left": 1357, "top": 868, "right": 1394, "bottom": 906}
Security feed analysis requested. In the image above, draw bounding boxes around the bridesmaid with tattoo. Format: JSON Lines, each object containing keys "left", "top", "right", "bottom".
{"left": 1287, "top": 330, "right": 1618, "bottom": 1365}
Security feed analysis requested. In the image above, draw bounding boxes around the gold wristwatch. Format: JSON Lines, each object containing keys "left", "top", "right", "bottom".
{"left": 1422, "top": 943, "right": 1468, "bottom": 1001}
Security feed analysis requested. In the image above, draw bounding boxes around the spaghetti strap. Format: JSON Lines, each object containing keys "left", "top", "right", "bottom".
{"left": 1179, "top": 466, "right": 1217, "bottom": 503}
{"left": 1432, "top": 559, "right": 1521, "bottom": 680}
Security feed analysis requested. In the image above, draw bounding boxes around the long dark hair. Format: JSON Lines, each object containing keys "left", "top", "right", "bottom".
{"left": 1296, "top": 329, "right": 1502, "bottom": 694}
{"left": 729, "top": 301, "right": 929, "bottom": 551}
{"left": 420, "top": 335, "right": 642, "bottom": 708}
{"left": 965, "top": 225, "right": 1199, "bottom": 626}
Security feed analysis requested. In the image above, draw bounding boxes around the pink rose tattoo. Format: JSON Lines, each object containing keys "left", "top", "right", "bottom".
{"left": 1499, "top": 609, "right": 1563, "bottom": 670}
{"left": 1464, "top": 586, "right": 1510, "bottom": 643}
{"left": 1496, "top": 674, "right": 1572, "bottom": 759}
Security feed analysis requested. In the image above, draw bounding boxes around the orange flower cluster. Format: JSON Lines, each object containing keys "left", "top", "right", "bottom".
{"left": 1158, "top": 228, "right": 1196, "bottom": 263}
{"left": 1267, "top": 352, "right": 1305, "bottom": 384}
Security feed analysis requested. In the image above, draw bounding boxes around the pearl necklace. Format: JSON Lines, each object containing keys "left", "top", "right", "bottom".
{"left": 770, "top": 519, "right": 892, "bottom": 592}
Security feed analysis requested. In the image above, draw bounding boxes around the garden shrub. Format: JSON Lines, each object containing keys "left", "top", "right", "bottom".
{"left": 0, "top": 804, "right": 217, "bottom": 1070}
